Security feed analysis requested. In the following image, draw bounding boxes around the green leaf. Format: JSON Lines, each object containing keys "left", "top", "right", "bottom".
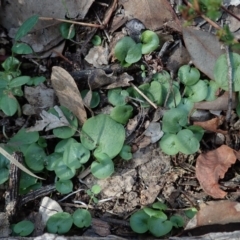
{"left": 8, "top": 128, "right": 39, "bottom": 148}
{"left": 45, "top": 153, "right": 62, "bottom": 171}
{"left": 91, "top": 35, "right": 101, "bottom": 46}
{"left": 148, "top": 217, "right": 172, "bottom": 237}
{"left": 0, "top": 93, "right": 18, "bottom": 116}
{"left": 125, "top": 43, "right": 142, "bottom": 64}
{"left": 152, "top": 70, "right": 171, "bottom": 84}
{"left": 12, "top": 43, "right": 33, "bottom": 54}
{"left": 178, "top": 65, "right": 200, "bottom": 86}
{"left": 148, "top": 81, "right": 163, "bottom": 105}
{"left": 108, "top": 88, "right": 129, "bottom": 106}
{"left": 27, "top": 76, "right": 46, "bottom": 86}
{"left": 176, "top": 129, "right": 200, "bottom": 154}
{"left": 170, "top": 215, "right": 184, "bottom": 228}
{"left": 152, "top": 201, "right": 168, "bottom": 211}
{"left": 141, "top": 30, "right": 159, "bottom": 54}
{"left": 56, "top": 179, "right": 73, "bottom": 194}
{"left": 91, "top": 184, "right": 101, "bottom": 194}
{"left": 119, "top": 145, "right": 132, "bottom": 160}
{"left": 91, "top": 153, "right": 114, "bottom": 179}
{"left": 55, "top": 138, "right": 78, "bottom": 153}
{"left": 110, "top": 105, "right": 133, "bottom": 124}
{"left": 13, "top": 220, "right": 34, "bottom": 236}
{"left": 63, "top": 142, "right": 90, "bottom": 169}
{"left": 159, "top": 134, "right": 179, "bottom": 155}
{"left": 49, "top": 106, "right": 78, "bottom": 139}
{"left": 81, "top": 90, "right": 100, "bottom": 108}
{"left": 2, "top": 57, "right": 20, "bottom": 72}
{"left": 19, "top": 172, "right": 37, "bottom": 190}
{"left": 130, "top": 210, "right": 149, "bottom": 234}
{"left": 162, "top": 83, "right": 181, "bottom": 108}
{"left": 25, "top": 143, "right": 45, "bottom": 172}
{"left": 204, "top": 80, "right": 219, "bottom": 101}
{"left": 162, "top": 108, "right": 188, "bottom": 133}
{"left": 72, "top": 209, "right": 92, "bottom": 228}
{"left": 59, "top": 22, "right": 75, "bottom": 39}
{"left": 80, "top": 114, "right": 125, "bottom": 158}
{"left": 55, "top": 161, "right": 76, "bottom": 180}
{"left": 186, "top": 125, "right": 204, "bottom": 142}
{"left": 0, "top": 154, "right": 9, "bottom": 184}
{"left": 185, "top": 80, "right": 208, "bottom": 102}
{"left": 176, "top": 98, "right": 194, "bottom": 114}
{"left": 9, "top": 76, "right": 31, "bottom": 88}
{"left": 47, "top": 212, "right": 73, "bottom": 234}
{"left": 11, "top": 87, "right": 23, "bottom": 96}
{"left": 15, "top": 15, "right": 39, "bottom": 41}
{"left": 185, "top": 208, "right": 198, "bottom": 219}
{"left": 143, "top": 208, "right": 168, "bottom": 220}
{"left": 214, "top": 52, "right": 240, "bottom": 91}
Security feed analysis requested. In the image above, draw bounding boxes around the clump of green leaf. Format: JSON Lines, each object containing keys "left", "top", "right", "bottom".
{"left": 86, "top": 184, "right": 101, "bottom": 204}
{"left": 91, "top": 35, "right": 102, "bottom": 46}
{"left": 130, "top": 201, "right": 184, "bottom": 237}
{"left": 59, "top": 23, "right": 75, "bottom": 39}
{"left": 12, "top": 220, "right": 34, "bottom": 236}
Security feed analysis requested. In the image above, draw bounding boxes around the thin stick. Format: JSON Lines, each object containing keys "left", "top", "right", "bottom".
{"left": 226, "top": 45, "right": 233, "bottom": 123}
{"left": 39, "top": 17, "right": 102, "bottom": 28}
{"left": 130, "top": 83, "right": 157, "bottom": 109}
{"left": 221, "top": 5, "right": 240, "bottom": 22}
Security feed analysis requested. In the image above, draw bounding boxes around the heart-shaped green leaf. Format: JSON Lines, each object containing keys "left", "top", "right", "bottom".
{"left": 141, "top": 30, "right": 159, "bottom": 54}
{"left": 110, "top": 105, "right": 133, "bottom": 124}
{"left": 184, "top": 80, "right": 208, "bottom": 102}
{"left": 148, "top": 217, "right": 172, "bottom": 237}
{"left": 178, "top": 65, "right": 200, "bottom": 86}
{"left": 55, "top": 179, "right": 73, "bottom": 194}
{"left": 130, "top": 210, "right": 149, "bottom": 234}
{"left": 159, "top": 133, "right": 179, "bottom": 155}
{"left": 73, "top": 209, "right": 92, "bottom": 228}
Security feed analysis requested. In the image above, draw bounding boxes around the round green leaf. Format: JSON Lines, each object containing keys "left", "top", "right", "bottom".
{"left": 49, "top": 106, "right": 78, "bottom": 139}
{"left": 176, "top": 129, "right": 199, "bottom": 154}
{"left": 13, "top": 220, "right": 34, "bottom": 236}
{"left": 81, "top": 90, "right": 100, "bottom": 108}
{"left": 20, "top": 172, "right": 37, "bottom": 190}
{"left": 63, "top": 142, "right": 90, "bottom": 168}
{"left": 45, "top": 153, "right": 62, "bottom": 171}
{"left": 125, "top": 43, "right": 142, "bottom": 64}
{"left": 80, "top": 114, "right": 125, "bottom": 158}
{"left": 91, "top": 184, "right": 101, "bottom": 194}
{"left": 55, "top": 161, "right": 76, "bottom": 180}
{"left": 141, "top": 30, "right": 159, "bottom": 54}
{"left": 12, "top": 43, "right": 33, "bottom": 54}
{"left": 55, "top": 138, "right": 77, "bottom": 153}
{"left": 25, "top": 143, "right": 45, "bottom": 172}
{"left": 176, "top": 98, "right": 194, "bottom": 114}
{"left": 185, "top": 208, "right": 198, "bottom": 219}
{"left": 56, "top": 179, "right": 73, "bottom": 194}
{"left": 204, "top": 80, "right": 219, "bottom": 101}
{"left": 110, "top": 105, "right": 133, "bottom": 124}
{"left": 0, "top": 93, "right": 18, "bottom": 116}
{"left": 148, "top": 81, "right": 163, "bottom": 105}
{"left": 184, "top": 80, "right": 208, "bottom": 102}
{"left": 130, "top": 210, "right": 149, "bottom": 234}
{"left": 143, "top": 208, "right": 167, "bottom": 220}
{"left": 162, "top": 108, "right": 188, "bottom": 133}
{"left": 159, "top": 134, "right": 179, "bottom": 155}
{"left": 170, "top": 215, "right": 184, "bottom": 228}
{"left": 108, "top": 88, "right": 129, "bottom": 106}
{"left": 152, "top": 70, "right": 171, "bottom": 84}
{"left": 9, "top": 76, "right": 31, "bottom": 88}
{"left": 178, "top": 65, "right": 200, "bottom": 86}
{"left": 162, "top": 83, "right": 181, "bottom": 108}
{"left": 186, "top": 125, "right": 204, "bottom": 142}
{"left": 214, "top": 52, "right": 240, "bottom": 91}
{"left": 73, "top": 209, "right": 92, "bottom": 228}
{"left": 0, "top": 154, "right": 9, "bottom": 184}
{"left": 47, "top": 212, "right": 73, "bottom": 234}
{"left": 152, "top": 201, "right": 168, "bottom": 211}
{"left": 119, "top": 145, "right": 132, "bottom": 160}
{"left": 148, "top": 218, "right": 172, "bottom": 237}
{"left": 59, "top": 22, "right": 75, "bottom": 39}
{"left": 15, "top": 15, "right": 39, "bottom": 41}
{"left": 91, "top": 35, "right": 101, "bottom": 46}
{"left": 91, "top": 153, "right": 114, "bottom": 179}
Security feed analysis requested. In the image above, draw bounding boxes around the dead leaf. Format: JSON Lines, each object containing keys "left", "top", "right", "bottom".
{"left": 119, "top": 0, "right": 182, "bottom": 32}
{"left": 183, "top": 28, "right": 225, "bottom": 80}
{"left": 27, "top": 106, "right": 69, "bottom": 132}
{"left": 196, "top": 145, "right": 237, "bottom": 198}
{"left": 51, "top": 66, "right": 87, "bottom": 125}
{"left": 193, "top": 116, "right": 227, "bottom": 134}
{"left": 186, "top": 201, "right": 240, "bottom": 230}
{"left": 144, "top": 122, "right": 164, "bottom": 143}
{"left": 85, "top": 46, "right": 109, "bottom": 68}
{"left": 104, "top": 72, "right": 134, "bottom": 89}
{"left": 194, "top": 92, "right": 237, "bottom": 110}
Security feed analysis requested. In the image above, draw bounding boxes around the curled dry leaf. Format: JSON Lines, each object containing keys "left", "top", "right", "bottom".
{"left": 51, "top": 66, "right": 87, "bottom": 125}
{"left": 196, "top": 145, "right": 237, "bottom": 198}
{"left": 193, "top": 116, "right": 227, "bottom": 134}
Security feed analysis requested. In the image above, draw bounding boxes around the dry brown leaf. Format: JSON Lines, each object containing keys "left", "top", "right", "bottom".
{"left": 51, "top": 66, "right": 87, "bottom": 125}
{"left": 196, "top": 145, "right": 237, "bottom": 198}
{"left": 119, "top": 0, "right": 182, "bottom": 32}
{"left": 193, "top": 116, "right": 227, "bottom": 134}
{"left": 194, "top": 92, "right": 237, "bottom": 110}
{"left": 85, "top": 46, "right": 109, "bottom": 68}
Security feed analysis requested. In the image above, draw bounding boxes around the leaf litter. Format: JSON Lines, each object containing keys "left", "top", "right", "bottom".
{"left": 3, "top": 0, "right": 240, "bottom": 239}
